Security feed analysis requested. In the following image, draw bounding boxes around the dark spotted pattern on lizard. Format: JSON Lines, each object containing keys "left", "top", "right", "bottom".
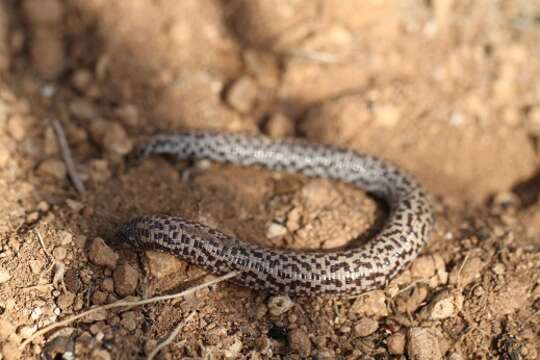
{"left": 115, "top": 131, "right": 434, "bottom": 295}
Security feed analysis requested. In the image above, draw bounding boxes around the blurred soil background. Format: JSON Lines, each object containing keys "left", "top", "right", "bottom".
{"left": 0, "top": 0, "right": 539, "bottom": 359}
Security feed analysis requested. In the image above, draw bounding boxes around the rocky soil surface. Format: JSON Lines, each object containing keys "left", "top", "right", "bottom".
{"left": 0, "top": 1, "right": 539, "bottom": 359}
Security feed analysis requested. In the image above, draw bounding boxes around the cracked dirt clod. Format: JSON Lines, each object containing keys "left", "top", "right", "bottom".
{"left": 408, "top": 327, "right": 442, "bottom": 360}
{"left": 225, "top": 76, "right": 258, "bottom": 114}
{"left": 267, "top": 295, "right": 294, "bottom": 316}
{"left": 87, "top": 238, "right": 119, "bottom": 269}
{"left": 420, "top": 289, "right": 464, "bottom": 320}
{"left": 145, "top": 251, "right": 185, "bottom": 279}
{"left": 354, "top": 317, "right": 378, "bottom": 337}
{"left": 113, "top": 262, "right": 140, "bottom": 297}
{"left": 36, "top": 159, "right": 67, "bottom": 180}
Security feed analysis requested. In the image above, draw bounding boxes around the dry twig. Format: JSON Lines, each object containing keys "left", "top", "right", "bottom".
{"left": 20, "top": 271, "right": 239, "bottom": 350}
{"left": 34, "top": 230, "right": 53, "bottom": 261}
{"left": 147, "top": 311, "right": 196, "bottom": 360}
{"left": 52, "top": 119, "right": 86, "bottom": 194}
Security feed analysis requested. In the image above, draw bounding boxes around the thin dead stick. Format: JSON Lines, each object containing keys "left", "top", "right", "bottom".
{"left": 51, "top": 119, "right": 86, "bottom": 194}
{"left": 19, "top": 283, "right": 54, "bottom": 291}
{"left": 20, "top": 271, "right": 239, "bottom": 350}
{"left": 284, "top": 49, "right": 340, "bottom": 63}
{"left": 456, "top": 251, "right": 471, "bottom": 290}
{"left": 396, "top": 279, "right": 430, "bottom": 296}
{"left": 147, "top": 311, "right": 196, "bottom": 360}
{"left": 34, "top": 230, "right": 53, "bottom": 261}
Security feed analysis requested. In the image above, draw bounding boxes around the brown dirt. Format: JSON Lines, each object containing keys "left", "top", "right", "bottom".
{"left": 0, "top": 1, "right": 539, "bottom": 359}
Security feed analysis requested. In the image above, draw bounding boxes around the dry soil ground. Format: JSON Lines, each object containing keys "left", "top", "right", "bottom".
{"left": 0, "top": 1, "right": 539, "bottom": 359}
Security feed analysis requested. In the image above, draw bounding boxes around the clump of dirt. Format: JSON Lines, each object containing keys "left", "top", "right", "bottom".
{"left": 0, "top": 1, "right": 539, "bottom": 359}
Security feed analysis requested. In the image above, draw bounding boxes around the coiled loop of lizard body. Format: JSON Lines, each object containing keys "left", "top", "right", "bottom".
{"left": 116, "top": 132, "right": 434, "bottom": 295}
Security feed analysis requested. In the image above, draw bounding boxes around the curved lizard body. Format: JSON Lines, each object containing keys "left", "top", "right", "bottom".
{"left": 116, "top": 132, "right": 433, "bottom": 295}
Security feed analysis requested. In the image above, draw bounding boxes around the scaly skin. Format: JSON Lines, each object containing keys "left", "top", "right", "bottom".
{"left": 116, "top": 132, "right": 434, "bottom": 295}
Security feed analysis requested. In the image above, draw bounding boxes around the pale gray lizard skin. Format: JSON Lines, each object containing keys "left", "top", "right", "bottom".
{"left": 115, "top": 131, "right": 434, "bottom": 295}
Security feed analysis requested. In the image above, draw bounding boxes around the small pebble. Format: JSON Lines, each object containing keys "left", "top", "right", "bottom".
{"left": 473, "top": 286, "right": 485, "bottom": 297}
{"left": 374, "top": 104, "right": 400, "bottom": 127}
{"left": 244, "top": 50, "right": 280, "bottom": 87}
{"left": 89, "top": 119, "right": 108, "bottom": 142}
{"left": 73, "top": 235, "right": 87, "bottom": 249}
{"left": 115, "top": 104, "right": 139, "bottom": 127}
{"left": 0, "top": 270, "right": 11, "bottom": 283}
{"left": 64, "top": 268, "right": 81, "bottom": 293}
{"left": 69, "top": 98, "right": 97, "bottom": 120}
{"left": 52, "top": 246, "right": 67, "bottom": 261}
{"left": 18, "top": 325, "right": 37, "bottom": 339}
{"left": 4, "top": 299, "right": 15, "bottom": 311}
{"left": 144, "top": 339, "right": 158, "bottom": 356}
{"left": 56, "top": 291, "right": 75, "bottom": 309}
{"left": 288, "top": 313, "right": 298, "bottom": 324}
{"left": 225, "top": 76, "right": 258, "bottom": 113}
{"left": 25, "top": 211, "right": 40, "bottom": 224}
{"left": 65, "top": 125, "right": 88, "bottom": 144}
{"left": 266, "top": 222, "right": 287, "bottom": 238}
{"left": 408, "top": 327, "right": 442, "bottom": 360}
{"left": 41, "top": 84, "right": 56, "bottom": 97}
{"left": 388, "top": 332, "right": 406, "bottom": 355}
{"left": 354, "top": 318, "right": 378, "bottom": 337}
{"left": 101, "top": 278, "right": 114, "bottom": 292}
{"left": 37, "top": 159, "right": 66, "bottom": 180}
{"left": 492, "top": 263, "right": 506, "bottom": 275}
{"left": 410, "top": 255, "right": 438, "bottom": 279}
{"left": 288, "top": 328, "right": 311, "bottom": 357}
{"left": 255, "top": 303, "right": 267, "bottom": 319}
{"left": 29, "top": 259, "right": 43, "bottom": 274}
{"left": 396, "top": 286, "right": 429, "bottom": 314}
{"left": 88, "top": 159, "right": 111, "bottom": 183}
{"left": 6, "top": 115, "right": 31, "bottom": 141}
{"left": 43, "top": 126, "right": 59, "bottom": 155}
{"left": 349, "top": 290, "right": 388, "bottom": 317}
{"left": 87, "top": 237, "right": 119, "bottom": 269}
{"left": 145, "top": 251, "right": 185, "bottom": 279}
{"left": 91, "top": 290, "right": 107, "bottom": 305}
{"left": 71, "top": 69, "right": 93, "bottom": 92}
{"left": 449, "top": 111, "right": 465, "bottom": 126}
{"left": 421, "top": 290, "right": 463, "bottom": 320}
{"left": 120, "top": 311, "right": 139, "bottom": 331}
{"left": 102, "top": 123, "right": 133, "bottom": 155}
{"left": 223, "top": 338, "right": 243, "bottom": 359}
{"left": 66, "top": 199, "right": 84, "bottom": 213}
{"left": 264, "top": 113, "right": 295, "bottom": 137}
{"left": 95, "top": 332, "right": 105, "bottom": 342}
{"left": 30, "top": 307, "right": 42, "bottom": 320}
{"left": 57, "top": 231, "right": 73, "bottom": 246}
{"left": 89, "top": 324, "right": 103, "bottom": 336}
{"left": 267, "top": 295, "right": 294, "bottom": 316}
{"left": 113, "top": 262, "right": 139, "bottom": 297}
{"left": 449, "top": 257, "right": 485, "bottom": 287}
{"left": 37, "top": 201, "right": 50, "bottom": 213}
